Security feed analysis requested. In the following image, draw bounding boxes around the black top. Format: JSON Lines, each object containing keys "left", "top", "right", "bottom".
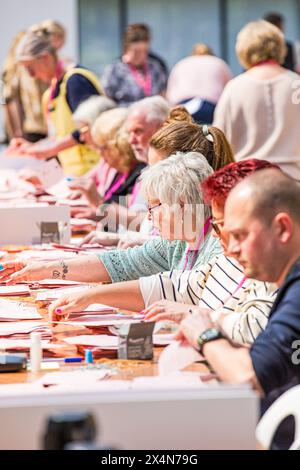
{"left": 53, "top": 66, "right": 100, "bottom": 113}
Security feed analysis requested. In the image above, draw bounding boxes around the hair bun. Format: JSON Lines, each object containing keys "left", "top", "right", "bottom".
{"left": 166, "top": 106, "right": 194, "bottom": 125}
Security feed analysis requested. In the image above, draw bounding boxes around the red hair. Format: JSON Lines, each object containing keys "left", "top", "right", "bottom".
{"left": 202, "top": 159, "right": 280, "bottom": 206}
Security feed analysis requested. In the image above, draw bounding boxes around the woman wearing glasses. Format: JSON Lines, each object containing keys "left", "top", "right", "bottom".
{"left": 0, "top": 152, "right": 220, "bottom": 292}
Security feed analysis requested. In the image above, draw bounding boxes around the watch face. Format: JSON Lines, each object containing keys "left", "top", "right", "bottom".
{"left": 202, "top": 328, "right": 221, "bottom": 342}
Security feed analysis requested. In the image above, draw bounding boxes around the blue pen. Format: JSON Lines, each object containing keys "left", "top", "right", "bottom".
{"left": 65, "top": 177, "right": 74, "bottom": 182}
{"left": 0, "top": 264, "right": 3, "bottom": 272}
{"left": 42, "top": 357, "right": 83, "bottom": 363}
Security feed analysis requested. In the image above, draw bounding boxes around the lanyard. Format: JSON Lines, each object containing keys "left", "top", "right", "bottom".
{"left": 182, "top": 217, "right": 212, "bottom": 271}
{"left": 128, "top": 63, "right": 152, "bottom": 96}
{"left": 103, "top": 172, "right": 128, "bottom": 202}
{"left": 47, "top": 60, "right": 65, "bottom": 114}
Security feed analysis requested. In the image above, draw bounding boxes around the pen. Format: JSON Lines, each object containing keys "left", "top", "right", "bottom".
{"left": 41, "top": 357, "right": 83, "bottom": 363}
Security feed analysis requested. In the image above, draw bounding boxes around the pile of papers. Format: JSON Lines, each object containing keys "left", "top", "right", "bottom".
{"left": 0, "top": 321, "right": 52, "bottom": 340}
{"left": 0, "top": 285, "right": 31, "bottom": 297}
{"left": 0, "top": 338, "right": 62, "bottom": 352}
{"left": 63, "top": 332, "right": 175, "bottom": 349}
{"left": 60, "top": 313, "right": 143, "bottom": 328}
{"left": 36, "top": 285, "right": 93, "bottom": 302}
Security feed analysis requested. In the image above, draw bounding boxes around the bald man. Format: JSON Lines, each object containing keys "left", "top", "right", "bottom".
{"left": 175, "top": 168, "right": 300, "bottom": 448}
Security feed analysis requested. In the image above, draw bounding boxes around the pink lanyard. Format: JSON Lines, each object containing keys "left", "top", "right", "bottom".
{"left": 128, "top": 63, "right": 152, "bottom": 96}
{"left": 103, "top": 172, "right": 128, "bottom": 202}
{"left": 182, "top": 217, "right": 212, "bottom": 271}
{"left": 129, "top": 181, "right": 141, "bottom": 208}
{"left": 210, "top": 275, "right": 247, "bottom": 313}
{"left": 47, "top": 60, "right": 65, "bottom": 114}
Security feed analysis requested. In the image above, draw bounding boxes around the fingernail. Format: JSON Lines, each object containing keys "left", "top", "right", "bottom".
{"left": 56, "top": 308, "right": 62, "bottom": 314}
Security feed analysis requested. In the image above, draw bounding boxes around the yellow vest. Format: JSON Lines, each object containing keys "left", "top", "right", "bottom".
{"left": 44, "top": 67, "right": 102, "bottom": 176}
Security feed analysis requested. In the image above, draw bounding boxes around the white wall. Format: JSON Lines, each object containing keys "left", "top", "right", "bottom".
{"left": 0, "top": 0, "right": 79, "bottom": 140}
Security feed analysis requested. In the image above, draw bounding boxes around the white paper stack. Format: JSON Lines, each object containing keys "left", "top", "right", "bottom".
{"left": 0, "top": 321, "right": 52, "bottom": 340}
{"left": 0, "top": 339, "right": 62, "bottom": 351}
{"left": 0, "top": 285, "right": 31, "bottom": 297}
{"left": 36, "top": 285, "right": 92, "bottom": 302}
{"left": 0, "top": 299, "right": 42, "bottom": 321}
{"left": 63, "top": 334, "right": 118, "bottom": 349}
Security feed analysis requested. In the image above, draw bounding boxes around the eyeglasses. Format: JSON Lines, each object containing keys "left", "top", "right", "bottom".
{"left": 148, "top": 202, "right": 162, "bottom": 215}
{"left": 211, "top": 218, "right": 224, "bottom": 236}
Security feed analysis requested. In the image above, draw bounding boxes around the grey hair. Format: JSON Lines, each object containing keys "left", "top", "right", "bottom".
{"left": 73, "top": 96, "right": 116, "bottom": 126}
{"left": 141, "top": 151, "right": 213, "bottom": 206}
{"left": 15, "top": 31, "right": 55, "bottom": 61}
{"left": 129, "top": 96, "right": 170, "bottom": 125}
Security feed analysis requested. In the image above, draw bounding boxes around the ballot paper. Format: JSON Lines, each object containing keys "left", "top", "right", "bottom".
{"left": 70, "top": 218, "right": 97, "bottom": 227}
{"left": 0, "top": 321, "right": 51, "bottom": 339}
{"left": 56, "top": 199, "right": 89, "bottom": 208}
{"left": 36, "top": 369, "right": 110, "bottom": 387}
{"left": 59, "top": 316, "right": 143, "bottom": 328}
{"left": 36, "top": 285, "right": 93, "bottom": 301}
{"left": 30, "top": 279, "right": 88, "bottom": 289}
{"left": 63, "top": 334, "right": 118, "bottom": 349}
{"left": 0, "top": 299, "right": 42, "bottom": 321}
{"left": 34, "top": 159, "right": 65, "bottom": 190}
{"left": 0, "top": 285, "right": 31, "bottom": 297}
{"left": 63, "top": 331, "right": 173, "bottom": 349}
{"left": 158, "top": 341, "right": 204, "bottom": 376}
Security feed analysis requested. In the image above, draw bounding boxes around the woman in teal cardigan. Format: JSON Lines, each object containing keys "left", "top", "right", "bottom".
{"left": 0, "top": 152, "right": 221, "bottom": 291}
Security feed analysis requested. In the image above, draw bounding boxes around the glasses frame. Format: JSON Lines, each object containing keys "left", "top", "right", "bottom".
{"left": 148, "top": 202, "right": 162, "bottom": 216}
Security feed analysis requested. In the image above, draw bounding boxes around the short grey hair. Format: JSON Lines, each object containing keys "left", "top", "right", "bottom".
{"left": 141, "top": 151, "right": 213, "bottom": 206}
{"left": 16, "top": 31, "right": 55, "bottom": 61}
{"left": 129, "top": 96, "right": 170, "bottom": 125}
{"left": 73, "top": 96, "right": 116, "bottom": 126}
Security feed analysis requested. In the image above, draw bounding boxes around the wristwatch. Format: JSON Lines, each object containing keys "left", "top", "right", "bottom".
{"left": 197, "top": 328, "right": 224, "bottom": 353}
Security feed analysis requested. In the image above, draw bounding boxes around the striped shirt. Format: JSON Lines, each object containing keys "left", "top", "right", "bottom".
{"left": 139, "top": 254, "right": 278, "bottom": 345}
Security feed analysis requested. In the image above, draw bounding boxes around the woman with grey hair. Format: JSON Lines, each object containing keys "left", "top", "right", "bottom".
{"left": 0, "top": 152, "right": 221, "bottom": 301}
{"left": 9, "top": 30, "right": 103, "bottom": 176}
{"left": 46, "top": 151, "right": 219, "bottom": 318}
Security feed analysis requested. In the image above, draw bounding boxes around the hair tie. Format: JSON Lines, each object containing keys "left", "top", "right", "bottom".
{"left": 202, "top": 124, "right": 214, "bottom": 143}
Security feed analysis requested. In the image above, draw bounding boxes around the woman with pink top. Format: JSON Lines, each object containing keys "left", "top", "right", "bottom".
{"left": 167, "top": 44, "right": 232, "bottom": 124}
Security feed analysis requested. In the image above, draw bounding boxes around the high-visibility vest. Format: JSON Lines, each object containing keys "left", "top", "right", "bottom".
{"left": 44, "top": 67, "right": 102, "bottom": 176}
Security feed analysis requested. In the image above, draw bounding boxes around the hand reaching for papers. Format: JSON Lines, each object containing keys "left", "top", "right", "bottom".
{"left": 0, "top": 261, "right": 27, "bottom": 283}
{"left": 0, "top": 261, "right": 48, "bottom": 284}
{"left": 143, "top": 300, "right": 192, "bottom": 323}
{"left": 174, "top": 310, "right": 215, "bottom": 350}
{"left": 68, "top": 179, "right": 102, "bottom": 208}
{"left": 70, "top": 207, "right": 98, "bottom": 220}
{"left": 49, "top": 289, "right": 96, "bottom": 322}
{"left": 79, "top": 230, "right": 120, "bottom": 247}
